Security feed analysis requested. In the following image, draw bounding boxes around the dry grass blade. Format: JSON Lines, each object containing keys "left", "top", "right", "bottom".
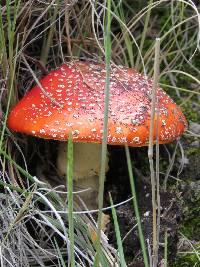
{"left": 148, "top": 38, "right": 160, "bottom": 267}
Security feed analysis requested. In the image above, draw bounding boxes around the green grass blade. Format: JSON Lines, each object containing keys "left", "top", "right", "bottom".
{"left": 109, "top": 193, "right": 126, "bottom": 266}
{"left": 112, "top": 1, "right": 134, "bottom": 67}
{"left": 135, "top": 0, "right": 153, "bottom": 69}
{"left": 66, "top": 133, "right": 75, "bottom": 267}
{"left": 40, "top": 0, "right": 59, "bottom": 65}
{"left": 0, "top": 4, "right": 8, "bottom": 75}
{"left": 0, "top": 149, "right": 35, "bottom": 182}
{"left": 96, "top": 0, "right": 112, "bottom": 265}
{"left": 0, "top": 0, "right": 21, "bottom": 150}
{"left": 93, "top": 247, "right": 110, "bottom": 267}
{"left": 54, "top": 238, "right": 67, "bottom": 267}
{"left": 125, "top": 145, "right": 149, "bottom": 267}
{"left": 164, "top": 229, "right": 168, "bottom": 267}
{"left": 0, "top": 180, "right": 28, "bottom": 195}
{"left": 0, "top": 149, "right": 63, "bottom": 205}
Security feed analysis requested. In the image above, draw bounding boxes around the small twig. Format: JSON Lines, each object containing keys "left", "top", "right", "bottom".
{"left": 23, "top": 53, "right": 48, "bottom": 74}
{"left": 122, "top": 223, "right": 138, "bottom": 243}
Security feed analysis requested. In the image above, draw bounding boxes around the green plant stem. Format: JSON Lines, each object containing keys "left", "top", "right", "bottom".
{"left": 125, "top": 145, "right": 149, "bottom": 267}
{"left": 109, "top": 193, "right": 126, "bottom": 266}
{"left": 40, "top": 0, "right": 59, "bottom": 65}
{"left": 164, "top": 229, "right": 168, "bottom": 267}
{"left": 96, "top": 0, "right": 112, "bottom": 266}
{"left": 135, "top": 0, "right": 153, "bottom": 69}
{"left": 67, "top": 134, "right": 75, "bottom": 267}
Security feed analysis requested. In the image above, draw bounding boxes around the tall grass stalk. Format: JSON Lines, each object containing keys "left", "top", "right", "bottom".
{"left": 125, "top": 145, "right": 149, "bottom": 267}
{"left": 112, "top": 1, "right": 134, "bottom": 67}
{"left": 155, "top": 87, "right": 161, "bottom": 267}
{"left": 95, "top": 0, "right": 112, "bottom": 266}
{"left": 164, "top": 230, "right": 168, "bottom": 267}
{"left": 148, "top": 38, "right": 160, "bottom": 267}
{"left": 0, "top": 0, "right": 21, "bottom": 150}
{"left": 109, "top": 193, "right": 127, "bottom": 266}
{"left": 54, "top": 238, "right": 67, "bottom": 267}
{"left": 135, "top": 0, "right": 153, "bottom": 69}
{"left": 40, "top": 0, "right": 59, "bottom": 66}
{"left": 67, "top": 134, "right": 75, "bottom": 267}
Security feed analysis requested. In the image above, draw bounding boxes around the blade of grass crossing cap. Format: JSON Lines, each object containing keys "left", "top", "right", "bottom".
{"left": 67, "top": 132, "right": 75, "bottom": 267}
{"left": 95, "top": 0, "right": 112, "bottom": 265}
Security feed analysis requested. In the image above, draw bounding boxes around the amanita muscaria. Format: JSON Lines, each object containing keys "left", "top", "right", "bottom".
{"left": 8, "top": 60, "right": 187, "bottom": 209}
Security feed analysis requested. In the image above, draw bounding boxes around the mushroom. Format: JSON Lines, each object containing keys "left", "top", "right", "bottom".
{"left": 7, "top": 60, "right": 187, "bottom": 209}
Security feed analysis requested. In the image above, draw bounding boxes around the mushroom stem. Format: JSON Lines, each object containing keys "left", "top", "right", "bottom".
{"left": 57, "top": 142, "right": 109, "bottom": 209}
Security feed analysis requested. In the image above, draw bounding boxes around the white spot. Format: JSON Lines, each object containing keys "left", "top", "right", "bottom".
{"left": 144, "top": 211, "right": 150, "bottom": 217}
{"left": 111, "top": 137, "right": 117, "bottom": 142}
{"left": 111, "top": 111, "right": 116, "bottom": 116}
{"left": 66, "top": 122, "right": 73, "bottom": 127}
{"left": 132, "top": 136, "right": 140, "bottom": 143}
{"left": 120, "top": 137, "right": 127, "bottom": 143}
{"left": 73, "top": 114, "right": 79, "bottom": 119}
{"left": 44, "top": 111, "right": 52, "bottom": 117}
{"left": 39, "top": 129, "right": 45, "bottom": 134}
{"left": 116, "top": 127, "right": 123, "bottom": 134}
{"left": 72, "top": 130, "right": 80, "bottom": 136}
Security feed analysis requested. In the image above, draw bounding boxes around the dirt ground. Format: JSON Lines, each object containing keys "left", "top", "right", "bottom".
{"left": 21, "top": 131, "right": 200, "bottom": 266}
{"left": 105, "top": 146, "right": 180, "bottom": 266}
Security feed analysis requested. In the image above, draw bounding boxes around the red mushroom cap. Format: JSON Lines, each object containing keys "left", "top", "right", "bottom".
{"left": 7, "top": 61, "right": 187, "bottom": 146}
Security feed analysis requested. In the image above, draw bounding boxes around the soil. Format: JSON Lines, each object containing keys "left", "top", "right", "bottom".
{"left": 23, "top": 136, "right": 200, "bottom": 266}
{"left": 105, "top": 146, "right": 180, "bottom": 267}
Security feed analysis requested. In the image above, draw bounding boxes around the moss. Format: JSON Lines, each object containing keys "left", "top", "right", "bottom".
{"left": 181, "top": 101, "right": 200, "bottom": 123}
{"left": 174, "top": 251, "right": 200, "bottom": 267}
{"left": 185, "top": 146, "right": 200, "bottom": 157}
{"left": 180, "top": 188, "right": 200, "bottom": 239}
{"left": 180, "top": 146, "right": 200, "bottom": 239}
{"left": 173, "top": 181, "right": 200, "bottom": 266}
{"left": 172, "top": 193, "right": 200, "bottom": 266}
